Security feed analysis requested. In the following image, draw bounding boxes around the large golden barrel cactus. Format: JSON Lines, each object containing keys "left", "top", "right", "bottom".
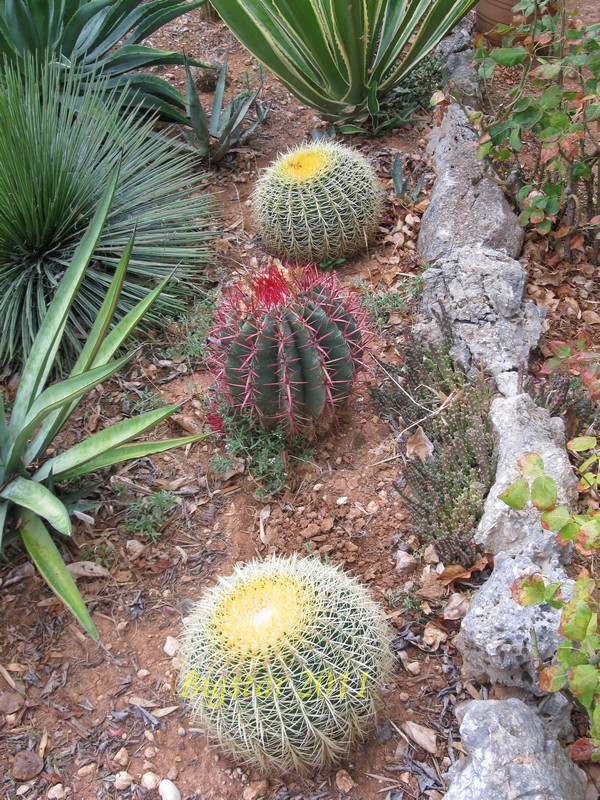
{"left": 252, "top": 141, "right": 383, "bottom": 263}
{"left": 179, "top": 555, "right": 393, "bottom": 774}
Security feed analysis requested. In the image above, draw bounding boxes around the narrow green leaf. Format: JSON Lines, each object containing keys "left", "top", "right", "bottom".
{"left": 0, "top": 477, "right": 71, "bottom": 535}
{"left": 0, "top": 500, "right": 8, "bottom": 549}
{"left": 209, "top": 54, "right": 228, "bottom": 138}
{"left": 33, "top": 403, "right": 182, "bottom": 482}
{"left": 531, "top": 475, "right": 558, "bottom": 511}
{"left": 19, "top": 508, "right": 99, "bottom": 639}
{"left": 9, "top": 166, "right": 121, "bottom": 431}
{"left": 56, "top": 433, "right": 208, "bottom": 481}
{"left": 499, "top": 478, "right": 530, "bottom": 510}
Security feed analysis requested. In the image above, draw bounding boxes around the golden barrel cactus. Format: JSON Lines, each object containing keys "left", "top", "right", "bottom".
{"left": 179, "top": 554, "right": 393, "bottom": 774}
{"left": 252, "top": 141, "right": 383, "bottom": 263}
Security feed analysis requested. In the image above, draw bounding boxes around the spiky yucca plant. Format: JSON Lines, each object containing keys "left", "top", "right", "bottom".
{"left": 210, "top": 265, "right": 367, "bottom": 436}
{"left": 179, "top": 554, "right": 393, "bottom": 774}
{"left": 252, "top": 141, "right": 382, "bottom": 263}
{"left": 0, "top": 56, "right": 215, "bottom": 370}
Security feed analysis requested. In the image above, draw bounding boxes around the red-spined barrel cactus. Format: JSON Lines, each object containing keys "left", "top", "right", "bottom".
{"left": 252, "top": 141, "right": 383, "bottom": 263}
{"left": 210, "top": 265, "right": 367, "bottom": 435}
{"left": 178, "top": 554, "right": 393, "bottom": 774}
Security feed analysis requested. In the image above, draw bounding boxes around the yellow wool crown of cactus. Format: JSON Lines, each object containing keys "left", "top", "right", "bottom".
{"left": 252, "top": 141, "right": 383, "bottom": 263}
{"left": 178, "top": 554, "right": 393, "bottom": 774}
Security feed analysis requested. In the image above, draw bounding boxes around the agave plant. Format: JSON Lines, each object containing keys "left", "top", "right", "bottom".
{"left": 0, "top": 55, "right": 216, "bottom": 370}
{"left": 210, "top": 0, "right": 479, "bottom": 121}
{"left": 0, "top": 0, "right": 207, "bottom": 122}
{"left": 0, "top": 170, "right": 208, "bottom": 640}
{"left": 183, "top": 55, "right": 270, "bottom": 163}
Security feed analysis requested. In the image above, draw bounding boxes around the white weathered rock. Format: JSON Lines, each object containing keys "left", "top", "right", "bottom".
{"left": 47, "top": 785, "right": 66, "bottom": 800}
{"left": 419, "top": 104, "right": 524, "bottom": 264}
{"left": 141, "top": 772, "right": 161, "bottom": 790}
{"left": 159, "top": 779, "right": 182, "bottom": 800}
{"left": 413, "top": 247, "right": 544, "bottom": 385}
{"left": 113, "top": 747, "right": 129, "bottom": 767}
{"left": 444, "top": 699, "right": 585, "bottom": 800}
{"left": 163, "top": 636, "right": 180, "bottom": 657}
{"left": 456, "top": 546, "right": 569, "bottom": 688}
{"left": 113, "top": 771, "right": 133, "bottom": 791}
{"left": 395, "top": 549, "right": 418, "bottom": 575}
{"left": 475, "top": 394, "right": 577, "bottom": 555}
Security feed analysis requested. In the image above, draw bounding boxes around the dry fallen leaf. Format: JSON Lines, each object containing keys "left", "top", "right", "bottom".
{"left": 443, "top": 592, "right": 471, "bottom": 620}
{"left": 66, "top": 562, "right": 110, "bottom": 580}
{"left": 406, "top": 426, "right": 434, "bottom": 461}
{"left": 402, "top": 720, "right": 438, "bottom": 754}
{"left": 423, "top": 621, "right": 448, "bottom": 650}
{"left": 258, "top": 505, "right": 273, "bottom": 545}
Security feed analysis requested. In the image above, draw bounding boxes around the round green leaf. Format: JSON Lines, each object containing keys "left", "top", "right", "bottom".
{"left": 531, "top": 475, "right": 558, "bottom": 510}
{"left": 499, "top": 478, "right": 530, "bottom": 510}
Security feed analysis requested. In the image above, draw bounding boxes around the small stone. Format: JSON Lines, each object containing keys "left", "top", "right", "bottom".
{"left": 137, "top": 668, "right": 150, "bottom": 679}
{"left": 406, "top": 661, "right": 421, "bottom": 676}
{"left": 177, "top": 727, "right": 186, "bottom": 737}
{"left": 366, "top": 501, "right": 379, "bottom": 514}
{"left": 113, "top": 771, "right": 133, "bottom": 791}
{"left": 242, "top": 779, "right": 269, "bottom": 800}
{"left": 163, "top": 636, "right": 180, "bottom": 657}
{"left": 113, "top": 747, "right": 129, "bottom": 767}
{"left": 166, "top": 766, "right": 179, "bottom": 781}
{"left": 126, "top": 539, "right": 146, "bottom": 559}
{"left": 12, "top": 750, "right": 44, "bottom": 781}
{"left": 0, "top": 691, "right": 24, "bottom": 714}
{"left": 143, "top": 760, "right": 155, "bottom": 771}
{"left": 399, "top": 691, "right": 410, "bottom": 702}
{"left": 320, "top": 517, "right": 334, "bottom": 533}
{"left": 336, "top": 769, "right": 355, "bottom": 793}
{"left": 144, "top": 746, "right": 156, "bottom": 759}
{"left": 159, "top": 779, "right": 182, "bottom": 800}
{"left": 144, "top": 730, "right": 155, "bottom": 742}
{"left": 141, "top": 772, "right": 161, "bottom": 790}
{"left": 77, "top": 763, "right": 97, "bottom": 777}
{"left": 395, "top": 550, "right": 418, "bottom": 575}
{"left": 47, "top": 785, "right": 66, "bottom": 800}
{"left": 336, "top": 496, "right": 349, "bottom": 505}
{"left": 423, "top": 544, "right": 440, "bottom": 564}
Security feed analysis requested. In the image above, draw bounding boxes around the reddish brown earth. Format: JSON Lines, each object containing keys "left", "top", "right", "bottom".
{"left": 0, "top": 4, "right": 598, "bottom": 800}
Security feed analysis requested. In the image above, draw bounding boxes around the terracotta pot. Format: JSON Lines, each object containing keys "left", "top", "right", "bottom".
{"left": 475, "top": 0, "right": 518, "bottom": 42}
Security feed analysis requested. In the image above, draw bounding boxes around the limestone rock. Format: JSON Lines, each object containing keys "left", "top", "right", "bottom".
{"left": 443, "top": 50, "right": 480, "bottom": 106}
{"left": 475, "top": 394, "right": 577, "bottom": 555}
{"left": 159, "top": 779, "right": 182, "bottom": 800}
{"left": 444, "top": 699, "right": 585, "bottom": 800}
{"left": 456, "top": 547, "right": 568, "bottom": 688}
{"left": 414, "top": 246, "right": 544, "bottom": 383}
{"left": 395, "top": 549, "right": 418, "bottom": 575}
{"left": 419, "top": 104, "right": 524, "bottom": 264}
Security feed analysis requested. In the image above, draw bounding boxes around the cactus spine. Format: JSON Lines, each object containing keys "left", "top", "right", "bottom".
{"left": 210, "top": 265, "right": 367, "bottom": 436}
{"left": 253, "top": 141, "right": 383, "bottom": 263}
{"left": 179, "top": 554, "right": 393, "bottom": 774}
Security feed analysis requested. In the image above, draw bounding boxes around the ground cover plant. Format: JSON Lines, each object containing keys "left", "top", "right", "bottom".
{"left": 209, "top": 0, "right": 480, "bottom": 122}
{"left": 0, "top": 172, "right": 207, "bottom": 640}
{"left": 179, "top": 554, "right": 393, "bottom": 773}
{"left": 0, "top": 55, "right": 215, "bottom": 369}
{"left": 0, "top": 0, "right": 207, "bottom": 122}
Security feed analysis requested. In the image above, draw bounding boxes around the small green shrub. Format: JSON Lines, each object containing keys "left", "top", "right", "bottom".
{"left": 125, "top": 491, "right": 177, "bottom": 543}
{"left": 183, "top": 56, "right": 270, "bottom": 163}
{"left": 372, "top": 322, "right": 496, "bottom": 565}
{"left": 161, "top": 288, "right": 220, "bottom": 365}
{"left": 0, "top": 56, "right": 216, "bottom": 369}
{"left": 0, "top": 173, "right": 207, "bottom": 639}
{"left": 501, "top": 443, "right": 600, "bottom": 760}
{"left": 253, "top": 141, "right": 383, "bottom": 263}
{"left": 210, "top": 265, "right": 367, "bottom": 437}
{"left": 0, "top": 0, "right": 206, "bottom": 123}
{"left": 179, "top": 554, "right": 393, "bottom": 773}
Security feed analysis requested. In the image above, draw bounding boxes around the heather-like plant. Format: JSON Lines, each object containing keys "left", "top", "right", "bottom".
{"left": 0, "top": 56, "right": 215, "bottom": 369}
{"left": 210, "top": 265, "right": 367, "bottom": 437}
{"left": 372, "top": 323, "right": 496, "bottom": 565}
{"left": 209, "top": 0, "right": 479, "bottom": 122}
{"left": 179, "top": 554, "right": 393, "bottom": 773}
{"left": 253, "top": 141, "right": 382, "bottom": 263}
{"left": 0, "top": 172, "right": 208, "bottom": 639}
{"left": 0, "top": 0, "right": 206, "bottom": 122}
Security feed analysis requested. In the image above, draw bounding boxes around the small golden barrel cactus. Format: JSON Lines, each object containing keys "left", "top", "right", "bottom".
{"left": 179, "top": 554, "right": 393, "bottom": 774}
{"left": 252, "top": 141, "right": 383, "bottom": 263}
